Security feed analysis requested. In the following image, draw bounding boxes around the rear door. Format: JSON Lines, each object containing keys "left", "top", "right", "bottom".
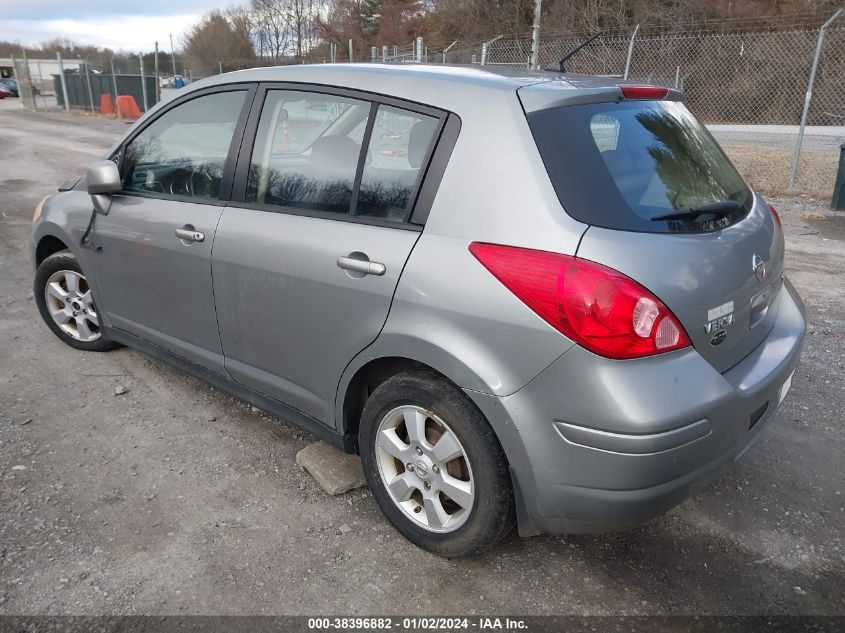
{"left": 212, "top": 85, "right": 445, "bottom": 423}
{"left": 94, "top": 87, "right": 253, "bottom": 373}
{"left": 524, "top": 96, "right": 784, "bottom": 372}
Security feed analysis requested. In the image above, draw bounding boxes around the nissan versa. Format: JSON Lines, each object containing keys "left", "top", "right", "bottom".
{"left": 31, "top": 65, "right": 805, "bottom": 556}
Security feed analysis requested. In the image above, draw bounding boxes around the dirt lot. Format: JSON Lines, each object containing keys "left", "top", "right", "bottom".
{"left": 0, "top": 108, "right": 844, "bottom": 616}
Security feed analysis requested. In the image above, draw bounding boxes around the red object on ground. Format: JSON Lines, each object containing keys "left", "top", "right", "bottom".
{"left": 100, "top": 93, "right": 114, "bottom": 115}
{"left": 115, "top": 95, "right": 142, "bottom": 119}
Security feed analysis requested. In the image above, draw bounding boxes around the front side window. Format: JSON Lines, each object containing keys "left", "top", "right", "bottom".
{"left": 122, "top": 90, "right": 247, "bottom": 200}
{"left": 246, "top": 90, "right": 370, "bottom": 215}
{"left": 356, "top": 105, "right": 439, "bottom": 223}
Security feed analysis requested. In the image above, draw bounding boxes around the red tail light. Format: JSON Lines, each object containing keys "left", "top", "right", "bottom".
{"left": 619, "top": 85, "right": 669, "bottom": 100}
{"left": 469, "top": 243, "right": 691, "bottom": 360}
{"left": 769, "top": 204, "right": 782, "bottom": 230}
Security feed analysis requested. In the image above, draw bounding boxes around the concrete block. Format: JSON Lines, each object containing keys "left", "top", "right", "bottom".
{"left": 296, "top": 441, "right": 366, "bottom": 495}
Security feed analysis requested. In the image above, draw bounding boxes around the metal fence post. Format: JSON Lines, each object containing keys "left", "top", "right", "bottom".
{"left": 442, "top": 40, "right": 457, "bottom": 63}
{"left": 481, "top": 35, "right": 503, "bottom": 66}
{"left": 382, "top": 45, "right": 388, "bottom": 63}
{"left": 56, "top": 52, "right": 70, "bottom": 112}
{"left": 371, "top": 47, "right": 377, "bottom": 63}
{"left": 348, "top": 39, "right": 353, "bottom": 62}
{"left": 139, "top": 54, "right": 149, "bottom": 112}
{"left": 21, "top": 50, "right": 38, "bottom": 112}
{"left": 416, "top": 37, "right": 424, "bottom": 63}
{"left": 530, "top": 0, "right": 542, "bottom": 68}
{"left": 789, "top": 9, "right": 842, "bottom": 190}
{"left": 84, "top": 60, "right": 95, "bottom": 114}
{"left": 110, "top": 58, "right": 118, "bottom": 100}
{"left": 623, "top": 24, "right": 640, "bottom": 79}
{"left": 154, "top": 42, "right": 160, "bottom": 104}
{"left": 35, "top": 59, "right": 45, "bottom": 109}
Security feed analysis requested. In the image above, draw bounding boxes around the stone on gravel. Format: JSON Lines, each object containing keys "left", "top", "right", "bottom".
{"left": 295, "top": 441, "right": 365, "bottom": 496}
{"left": 114, "top": 385, "right": 128, "bottom": 396}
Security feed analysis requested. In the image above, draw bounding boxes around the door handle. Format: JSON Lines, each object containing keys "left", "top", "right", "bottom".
{"left": 175, "top": 226, "right": 205, "bottom": 243}
{"left": 337, "top": 255, "right": 386, "bottom": 276}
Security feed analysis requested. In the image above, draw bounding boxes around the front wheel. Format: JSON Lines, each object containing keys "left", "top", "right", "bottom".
{"left": 359, "top": 370, "right": 515, "bottom": 557}
{"left": 34, "top": 251, "right": 119, "bottom": 352}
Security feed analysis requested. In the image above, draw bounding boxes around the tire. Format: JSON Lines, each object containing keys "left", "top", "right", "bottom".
{"left": 359, "top": 369, "right": 515, "bottom": 557}
{"left": 34, "top": 250, "right": 119, "bottom": 352}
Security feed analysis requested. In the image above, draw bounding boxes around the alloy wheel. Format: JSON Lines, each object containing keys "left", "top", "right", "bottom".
{"left": 44, "top": 269, "right": 101, "bottom": 342}
{"left": 374, "top": 405, "right": 475, "bottom": 533}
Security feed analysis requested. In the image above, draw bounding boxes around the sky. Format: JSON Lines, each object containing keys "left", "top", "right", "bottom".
{"left": 1, "top": 0, "right": 223, "bottom": 52}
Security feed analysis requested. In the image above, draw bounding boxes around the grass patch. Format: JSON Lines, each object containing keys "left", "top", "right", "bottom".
{"left": 723, "top": 144, "right": 838, "bottom": 200}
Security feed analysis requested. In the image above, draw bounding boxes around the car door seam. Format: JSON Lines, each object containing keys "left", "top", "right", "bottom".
{"left": 331, "top": 229, "right": 424, "bottom": 430}
{"left": 209, "top": 206, "right": 234, "bottom": 381}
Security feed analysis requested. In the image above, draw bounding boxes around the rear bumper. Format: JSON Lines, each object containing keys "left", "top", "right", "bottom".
{"left": 468, "top": 277, "right": 806, "bottom": 535}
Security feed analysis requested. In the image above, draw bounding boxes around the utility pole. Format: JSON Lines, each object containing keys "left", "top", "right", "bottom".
{"left": 169, "top": 33, "right": 177, "bottom": 77}
{"left": 530, "top": 0, "right": 542, "bottom": 69}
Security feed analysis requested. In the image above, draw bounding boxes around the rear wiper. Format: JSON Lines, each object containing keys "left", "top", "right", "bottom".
{"left": 650, "top": 200, "right": 742, "bottom": 222}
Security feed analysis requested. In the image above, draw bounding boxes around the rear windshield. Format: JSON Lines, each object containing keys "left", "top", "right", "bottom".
{"left": 527, "top": 100, "right": 752, "bottom": 233}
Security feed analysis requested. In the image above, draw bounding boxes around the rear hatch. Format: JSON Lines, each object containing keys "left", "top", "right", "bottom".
{"left": 521, "top": 88, "right": 784, "bottom": 372}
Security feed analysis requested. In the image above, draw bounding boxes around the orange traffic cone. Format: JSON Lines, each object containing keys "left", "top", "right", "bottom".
{"left": 115, "top": 95, "right": 142, "bottom": 119}
{"left": 100, "top": 93, "right": 114, "bottom": 115}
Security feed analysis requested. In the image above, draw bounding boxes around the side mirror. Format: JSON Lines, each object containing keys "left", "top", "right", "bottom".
{"left": 87, "top": 160, "right": 121, "bottom": 215}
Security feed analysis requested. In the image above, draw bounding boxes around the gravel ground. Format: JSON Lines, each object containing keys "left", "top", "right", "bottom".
{"left": 0, "top": 108, "right": 843, "bottom": 616}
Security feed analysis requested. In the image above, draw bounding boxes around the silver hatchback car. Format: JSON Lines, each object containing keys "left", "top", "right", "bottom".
{"left": 32, "top": 65, "right": 805, "bottom": 556}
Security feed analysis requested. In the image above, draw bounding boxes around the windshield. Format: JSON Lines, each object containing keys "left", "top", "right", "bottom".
{"left": 527, "top": 100, "right": 752, "bottom": 233}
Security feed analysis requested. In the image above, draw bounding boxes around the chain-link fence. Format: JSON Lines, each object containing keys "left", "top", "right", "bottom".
{"left": 407, "top": 17, "right": 845, "bottom": 129}
{"left": 5, "top": 14, "right": 842, "bottom": 194}
{"left": 11, "top": 57, "right": 52, "bottom": 111}
{"left": 12, "top": 55, "right": 162, "bottom": 115}
{"left": 460, "top": 26, "right": 845, "bottom": 127}
{"left": 380, "top": 15, "right": 845, "bottom": 195}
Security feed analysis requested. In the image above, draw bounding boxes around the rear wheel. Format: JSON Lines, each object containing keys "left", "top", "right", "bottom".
{"left": 359, "top": 370, "right": 515, "bottom": 557}
{"left": 34, "top": 251, "right": 119, "bottom": 352}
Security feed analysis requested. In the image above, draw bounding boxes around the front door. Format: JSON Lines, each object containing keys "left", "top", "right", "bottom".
{"left": 93, "top": 88, "right": 251, "bottom": 373}
{"left": 212, "top": 87, "right": 443, "bottom": 423}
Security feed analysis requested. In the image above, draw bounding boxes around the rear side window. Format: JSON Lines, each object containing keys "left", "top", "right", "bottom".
{"left": 356, "top": 105, "right": 439, "bottom": 223}
{"left": 527, "top": 100, "right": 752, "bottom": 233}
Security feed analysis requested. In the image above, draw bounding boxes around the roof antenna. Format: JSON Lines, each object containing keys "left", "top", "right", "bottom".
{"left": 555, "top": 31, "right": 602, "bottom": 72}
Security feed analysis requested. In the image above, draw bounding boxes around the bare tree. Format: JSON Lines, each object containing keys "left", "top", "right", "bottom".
{"left": 252, "top": 0, "right": 294, "bottom": 59}
{"left": 183, "top": 10, "right": 256, "bottom": 75}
